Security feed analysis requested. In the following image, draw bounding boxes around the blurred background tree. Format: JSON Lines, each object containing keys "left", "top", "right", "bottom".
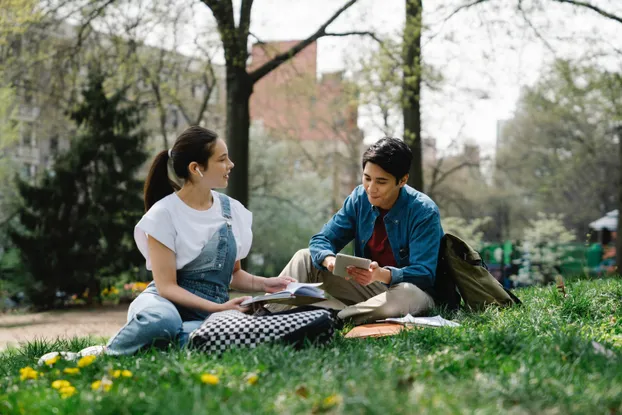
{"left": 8, "top": 72, "right": 147, "bottom": 308}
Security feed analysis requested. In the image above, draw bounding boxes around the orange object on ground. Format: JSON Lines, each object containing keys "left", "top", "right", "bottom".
{"left": 344, "top": 323, "right": 415, "bottom": 339}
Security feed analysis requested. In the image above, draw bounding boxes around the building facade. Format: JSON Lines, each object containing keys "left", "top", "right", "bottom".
{"left": 248, "top": 40, "right": 364, "bottom": 209}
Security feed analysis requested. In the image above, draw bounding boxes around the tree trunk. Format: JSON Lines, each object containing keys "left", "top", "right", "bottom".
{"left": 617, "top": 126, "right": 622, "bottom": 275}
{"left": 403, "top": 0, "right": 423, "bottom": 191}
{"left": 225, "top": 66, "right": 253, "bottom": 208}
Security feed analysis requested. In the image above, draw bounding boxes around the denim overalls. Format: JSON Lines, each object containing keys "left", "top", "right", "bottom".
{"left": 106, "top": 193, "right": 237, "bottom": 355}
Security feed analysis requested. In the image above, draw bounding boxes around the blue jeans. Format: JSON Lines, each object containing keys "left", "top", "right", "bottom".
{"left": 105, "top": 289, "right": 203, "bottom": 356}
{"left": 106, "top": 193, "right": 237, "bottom": 355}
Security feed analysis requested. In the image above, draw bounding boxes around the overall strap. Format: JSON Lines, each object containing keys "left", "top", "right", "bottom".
{"left": 218, "top": 193, "right": 232, "bottom": 220}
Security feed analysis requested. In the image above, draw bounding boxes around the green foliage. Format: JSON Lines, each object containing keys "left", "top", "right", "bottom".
{"left": 511, "top": 213, "right": 577, "bottom": 286}
{"left": 0, "top": 86, "right": 21, "bottom": 224}
{"left": 247, "top": 130, "right": 332, "bottom": 276}
{"left": 0, "top": 246, "right": 25, "bottom": 292}
{"left": 441, "top": 216, "right": 492, "bottom": 250}
{"left": 8, "top": 72, "right": 148, "bottom": 309}
{"left": 497, "top": 60, "right": 622, "bottom": 237}
{"left": 1, "top": 278, "right": 621, "bottom": 413}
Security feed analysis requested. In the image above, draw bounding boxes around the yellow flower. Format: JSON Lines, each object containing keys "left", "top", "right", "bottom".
{"left": 19, "top": 367, "right": 38, "bottom": 381}
{"left": 246, "top": 373, "right": 259, "bottom": 385}
{"left": 51, "top": 380, "right": 71, "bottom": 389}
{"left": 59, "top": 385, "right": 77, "bottom": 399}
{"left": 121, "top": 370, "right": 133, "bottom": 378}
{"left": 111, "top": 370, "right": 121, "bottom": 378}
{"left": 322, "top": 394, "right": 343, "bottom": 408}
{"left": 44, "top": 355, "right": 60, "bottom": 366}
{"left": 200, "top": 374, "right": 219, "bottom": 385}
{"left": 102, "top": 288, "right": 109, "bottom": 296}
{"left": 110, "top": 287, "right": 119, "bottom": 295}
{"left": 63, "top": 368, "right": 80, "bottom": 375}
{"left": 91, "top": 379, "right": 112, "bottom": 392}
{"left": 77, "top": 355, "right": 96, "bottom": 368}
{"left": 133, "top": 282, "right": 148, "bottom": 292}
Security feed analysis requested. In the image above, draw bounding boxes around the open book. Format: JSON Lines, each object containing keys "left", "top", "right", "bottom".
{"left": 240, "top": 282, "right": 326, "bottom": 306}
{"left": 377, "top": 314, "right": 460, "bottom": 328}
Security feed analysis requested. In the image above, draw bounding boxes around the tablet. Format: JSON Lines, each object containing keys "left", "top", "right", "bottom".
{"left": 333, "top": 253, "right": 372, "bottom": 278}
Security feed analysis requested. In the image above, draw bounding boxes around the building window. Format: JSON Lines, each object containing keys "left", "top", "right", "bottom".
{"left": 21, "top": 122, "right": 35, "bottom": 147}
{"left": 208, "top": 85, "right": 218, "bottom": 105}
{"left": 24, "top": 88, "right": 34, "bottom": 105}
{"left": 171, "top": 109, "right": 179, "bottom": 129}
{"left": 21, "top": 163, "right": 31, "bottom": 179}
{"left": 49, "top": 135, "right": 59, "bottom": 154}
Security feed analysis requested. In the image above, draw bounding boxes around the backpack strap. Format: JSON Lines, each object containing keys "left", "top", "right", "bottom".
{"left": 504, "top": 288, "right": 522, "bottom": 305}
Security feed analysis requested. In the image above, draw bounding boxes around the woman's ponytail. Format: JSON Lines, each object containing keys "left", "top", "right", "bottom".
{"left": 143, "top": 150, "right": 174, "bottom": 211}
{"left": 143, "top": 126, "right": 219, "bottom": 211}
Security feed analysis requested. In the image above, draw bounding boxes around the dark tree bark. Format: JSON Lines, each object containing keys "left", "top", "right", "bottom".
{"left": 226, "top": 68, "right": 253, "bottom": 207}
{"left": 617, "top": 125, "right": 622, "bottom": 273}
{"left": 403, "top": 0, "right": 423, "bottom": 191}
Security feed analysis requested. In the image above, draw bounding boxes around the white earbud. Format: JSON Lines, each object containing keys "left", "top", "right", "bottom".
{"left": 196, "top": 168, "right": 204, "bottom": 178}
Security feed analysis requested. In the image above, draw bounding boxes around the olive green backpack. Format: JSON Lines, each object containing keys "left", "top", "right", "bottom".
{"left": 433, "top": 233, "right": 522, "bottom": 310}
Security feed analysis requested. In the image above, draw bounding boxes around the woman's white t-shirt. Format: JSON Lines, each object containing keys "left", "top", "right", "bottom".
{"left": 134, "top": 191, "right": 253, "bottom": 270}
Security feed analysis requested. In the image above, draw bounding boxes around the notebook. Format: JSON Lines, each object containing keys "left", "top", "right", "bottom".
{"left": 240, "top": 282, "right": 326, "bottom": 306}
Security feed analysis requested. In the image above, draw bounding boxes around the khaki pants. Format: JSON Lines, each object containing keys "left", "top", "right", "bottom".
{"left": 267, "top": 249, "right": 435, "bottom": 325}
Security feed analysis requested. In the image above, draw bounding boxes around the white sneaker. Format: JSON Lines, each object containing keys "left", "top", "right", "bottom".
{"left": 37, "top": 345, "right": 106, "bottom": 365}
{"left": 78, "top": 345, "right": 106, "bottom": 357}
{"left": 37, "top": 351, "right": 78, "bottom": 365}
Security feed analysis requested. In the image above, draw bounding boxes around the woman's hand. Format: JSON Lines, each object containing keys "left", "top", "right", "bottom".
{"left": 217, "top": 296, "right": 252, "bottom": 312}
{"left": 262, "top": 276, "right": 297, "bottom": 293}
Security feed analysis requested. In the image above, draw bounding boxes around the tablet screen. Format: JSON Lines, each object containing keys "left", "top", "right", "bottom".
{"left": 333, "top": 254, "right": 372, "bottom": 277}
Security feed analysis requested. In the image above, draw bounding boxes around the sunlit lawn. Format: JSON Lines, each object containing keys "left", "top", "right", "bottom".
{"left": 1, "top": 278, "right": 621, "bottom": 414}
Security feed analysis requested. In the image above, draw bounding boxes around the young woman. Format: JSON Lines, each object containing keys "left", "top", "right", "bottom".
{"left": 101, "top": 126, "right": 295, "bottom": 355}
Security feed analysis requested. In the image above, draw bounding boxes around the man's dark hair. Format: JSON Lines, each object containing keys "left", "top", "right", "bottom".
{"left": 362, "top": 137, "right": 412, "bottom": 184}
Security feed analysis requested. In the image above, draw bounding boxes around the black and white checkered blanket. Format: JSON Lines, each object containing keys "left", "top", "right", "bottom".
{"left": 188, "top": 309, "right": 335, "bottom": 354}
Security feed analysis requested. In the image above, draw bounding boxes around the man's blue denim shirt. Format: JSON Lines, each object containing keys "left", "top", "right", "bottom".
{"left": 309, "top": 184, "right": 443, "bottom": 291}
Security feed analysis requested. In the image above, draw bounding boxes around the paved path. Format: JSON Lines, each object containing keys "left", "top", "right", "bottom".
{"left": 0, "top": 305, "right": 128, "bottom": 350}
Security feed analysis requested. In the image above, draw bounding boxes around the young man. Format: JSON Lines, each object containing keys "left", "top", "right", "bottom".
{"left": 273, "top": 137, "right": 443, "bottom": 325}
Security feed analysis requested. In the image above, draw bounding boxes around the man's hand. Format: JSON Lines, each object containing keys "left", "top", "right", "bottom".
{"left": 262, "top": 276, "right": 296, "bottom": 293}
{"left": 322, "top": 256, "right": 336, "bottom": 272}
{"left": 346, "top": 262, "right": 391, "bottom": 286}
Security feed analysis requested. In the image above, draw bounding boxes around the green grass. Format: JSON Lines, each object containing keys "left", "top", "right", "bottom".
{"left": 1, "top": 278, "right": 621, "bottom": 414}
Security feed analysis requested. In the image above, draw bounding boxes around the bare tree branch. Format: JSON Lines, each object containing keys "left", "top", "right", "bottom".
{"left": 251, "top": 31, "right": 381, "bottom": 84}
{"left": 553, "top": 0, "right": 622, "bottom": 24}
{"left": 248, "top": 31, "right": 262, "bottom": 43}
{"left": 194, "top": 69, "right": 217, "bottom": 125}
{"left": 73, "top": 0, "right": 117, "bottom": 51}
{"left": 517, "top": 0, "right": 557, "bottom": 54}
{"left": 443, "top": 0, "right": 489, "bottom": 23}
{"left": 249, "top": 0, "right": 362, "bottom": 83}
{"left": 323, "top": 30, "right": 382, "bottom": 42}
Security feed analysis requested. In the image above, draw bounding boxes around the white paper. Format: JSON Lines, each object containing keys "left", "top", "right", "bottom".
{"left": 240, "top": 282, "right": 324, "bottom": 306}
{"left": 282, "top": 282, "right": 323, "bottom": 294}
{"left": 379, "top": 314, "right": 460, "bottom": 327}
